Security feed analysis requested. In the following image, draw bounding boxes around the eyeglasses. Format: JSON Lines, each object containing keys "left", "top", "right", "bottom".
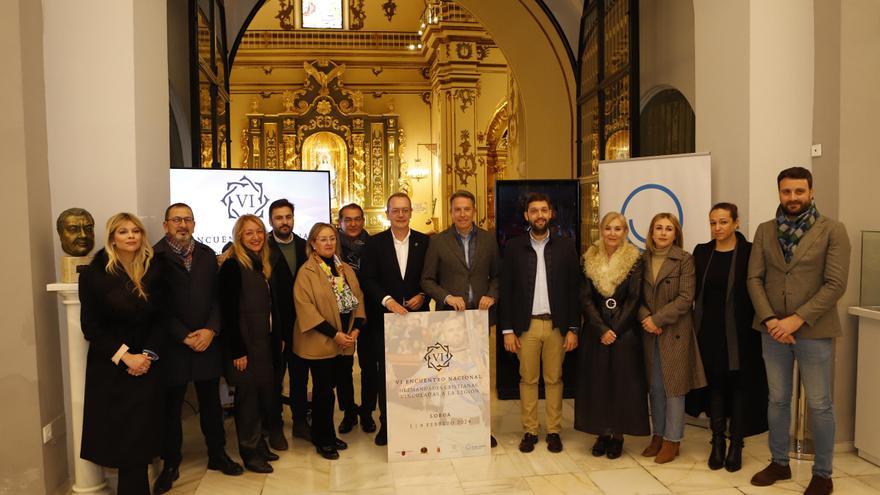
{"left": 389, "top": 208, "right": 412, "bottom": 215}
{"left": 167, "top": 216, "right": 194, "bottom": 224}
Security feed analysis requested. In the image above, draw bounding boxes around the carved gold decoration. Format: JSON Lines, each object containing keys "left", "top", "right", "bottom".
{"left": 282, "top": 135, "right": 299, "bottom": 169}
{"left": 316, "top": 99, "right": 332, "bottom": 115}
{"left": 476, "top": 44, "right": 491, "bottom": 61}
{"left": 397, "top": 128, "right": 412, "bottom": 195}
{"left": 217, "top": 127, "right": 227, "bottom": 167}
{"left": 453, "top": 88, "right": 476, "bottom": 112}
{"left": 421, "top": 92, "right": 431, "bottom": 105}
{"left": 371, "top": 66, "right": 383, "bottom": 76}
{"left": 382, "top": 0, "right": 397, "bottom": 21}
{"left": 350, "top": 0, "right": 366, "bottom": 30}
{"left": 199, "top": 88, "right": 211, "bottom": 115}
{"left": 200, "top": 134, "right": 212, "bottom": 168}
{"left": 304, "top": 61, "right": 345, "bottom": 96}
{"left": 370, "top": 124, "right": 385, "bottom": 206}
{"left": 276, "top": 0, "right": 295, "bottom": 30}
{"left": 297, "top": 116, "right": 352, "bottom": 147}
{"left": 265, "top": 124, "right": 279, "bottom": 169}
{"left": 456, "top": 42, "right": 473, "bottom": 59}
{"left": 250, "top": 99, "right": 260, "bottom": 112}
{"left": 240, "top": 129, "right": 250, "bottom": 168}
{"left": 252, "top": 136, "right": 261, "bottom": 162}
{"left": 351, "top": 134, "right": 366, "bottom": 205}
{"left": 453, "top": 130, "right": 478, "bottom": 186}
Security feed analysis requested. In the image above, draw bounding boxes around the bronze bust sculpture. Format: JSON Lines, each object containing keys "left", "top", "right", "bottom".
{"left": 56, "top": 208, "right": 95, "bottom": 257}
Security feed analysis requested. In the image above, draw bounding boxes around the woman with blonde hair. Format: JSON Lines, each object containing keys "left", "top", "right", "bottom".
{"left": 218, "top": 214, "right": 276, "bottom": 473}
{"left": 638, "top": 213, "right": 707, "bottom": 464}
{"left": 293, "top": 222, "right": 366, "bottom": 460}
{"left": 575, "top": 212, "right": 649, "bottom": 459}
{"left": 79, "top": 212, "right": 164, "bottom": 495}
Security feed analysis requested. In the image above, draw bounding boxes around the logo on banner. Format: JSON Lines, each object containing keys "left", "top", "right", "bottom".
{"left": 620, "top": 183, "right": 684, "bottom": 246}
{"left": 424, "top": 342, "right": 453, "bottom": 371}
{"left": 220, "top": 175, "right": 270, "bottom": 219}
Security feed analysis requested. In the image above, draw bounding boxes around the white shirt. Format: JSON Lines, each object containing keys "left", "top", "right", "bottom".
{"left": 530, "top": 232, "right": 552, "bottom": 316}
{"left": 382, "top": 229, "right": 411, "bottom": 308}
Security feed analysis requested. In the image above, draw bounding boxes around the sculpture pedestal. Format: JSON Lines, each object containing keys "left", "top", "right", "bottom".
{"left": 47, "top": 283, "right": 112, "bottom": 495}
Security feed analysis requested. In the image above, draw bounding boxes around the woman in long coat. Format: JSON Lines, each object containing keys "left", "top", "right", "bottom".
{"left": 79, "top": 213, "right": 164, "bottom": 495}
{"left": 685, "top": 203, "right": 767, "bottom": 472}
{"left": 638, "top": 213, "right": 707, "bottom": 464}
{"left": 575, "top": 212, "right": 650, "bottom": 459}
{"left": 219, "top": 214, "right": 276, "bottom": 473}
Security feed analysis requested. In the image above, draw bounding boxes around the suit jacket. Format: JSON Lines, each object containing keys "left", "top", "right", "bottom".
{"left": 421, "top": 225, "right": 500, "bottom": 323}
{"left": 498, "top": 233, "right": 580, "bottom": 335}
{"left": 293, "top": 255, "right": 367, "bottom": 360}
{"left": 360, "top": 229, "right": 430, "bottom": 348}
{"left": 153, "top": 238, "right": 223, "bottom": 386}
{"left": 267, "top": 232, "right": 308, "bottom": 351}
{"left": 638, "top": 245, "right": 707, "bottom": 397}
{"left": 746, "top": 215, "right": 850, "bottom": 339}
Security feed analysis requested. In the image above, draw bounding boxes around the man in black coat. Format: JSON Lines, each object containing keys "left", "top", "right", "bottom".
{"left": 498, "top": 193, "right": 580, "bottom": 454}
{"left": 153, "top": 203, "right": 242, "bottom": 494}
{"left": 266, "top": 199, "right": 309, "bottom": 448}
{"left": 359, "top": 193, "right": 430, "bottom": 445}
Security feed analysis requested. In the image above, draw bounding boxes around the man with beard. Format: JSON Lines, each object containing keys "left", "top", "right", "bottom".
{"left": 153, "top": 203, "right": 243, "bottom": 494}
{"left": 266, "top": 199, "right": 309, "bottom": 448}
{"left": 498, "top": 193, "right": 580, "bottom": 454}
{"left": 747, "top": 167, "right": 850, "bottom": 495}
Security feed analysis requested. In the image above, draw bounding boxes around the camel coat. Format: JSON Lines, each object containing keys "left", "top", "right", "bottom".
{"left": 638, "top": 245, "right": 707, "bottom": 397}
{"left": 293, "top": 255, "right": 366, "bottom": 360}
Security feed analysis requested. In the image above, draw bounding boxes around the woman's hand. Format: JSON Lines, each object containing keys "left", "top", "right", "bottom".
{"left": 233, "top": 356, "right": 248, "bottom": 372}
{"left": 349, "top": 328, "right": 361, "bottom": 340}
{"left": 334, "top": 332, "right": 355, "bottom": 349}
{"left": 641, "top": 316, "right": 662, "bottom": 335}
{"left": 600, "top": 329, "right": 617, "bottom": 345}
{"left": 122, "top": 353, "right": 150, "bottom": 376}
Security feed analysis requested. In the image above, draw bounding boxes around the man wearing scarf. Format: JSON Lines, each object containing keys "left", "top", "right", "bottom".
{"left": 747, "top": 167, "right": 850, "bottom": 495}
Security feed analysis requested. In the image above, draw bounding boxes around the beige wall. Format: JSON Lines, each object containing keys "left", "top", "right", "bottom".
{"left": 639, "top": 0, "right": 695, "bottom": 109}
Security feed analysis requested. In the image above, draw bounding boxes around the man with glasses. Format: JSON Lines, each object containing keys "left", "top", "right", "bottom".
{"left": 152, "top": 203, "right": 243, "bottom": 494}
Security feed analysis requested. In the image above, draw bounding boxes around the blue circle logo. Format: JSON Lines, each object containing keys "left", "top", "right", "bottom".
{"left": 620, "top": 183, "right": 684, "bottom": 244}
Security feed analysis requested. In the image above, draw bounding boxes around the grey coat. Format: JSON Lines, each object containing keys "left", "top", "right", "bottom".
{"left": 638, "top": 245, "right": 707, "bottom": 397}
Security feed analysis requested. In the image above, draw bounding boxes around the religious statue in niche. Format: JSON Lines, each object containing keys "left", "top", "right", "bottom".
{"left": 56, "top": 207, "right": 95, "bottom": 282}
{"left": 382, "top": 0, "right": 397, "bottom": 21}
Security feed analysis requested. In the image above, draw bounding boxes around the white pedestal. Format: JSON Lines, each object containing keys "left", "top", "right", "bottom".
{"left": 47, "top": 283, "right": 113, "bottom": 495}
{"left": 849, "top": 306, "right": 880, "bottom": 467}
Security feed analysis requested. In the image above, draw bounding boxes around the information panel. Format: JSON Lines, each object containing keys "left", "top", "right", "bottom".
{"left": 384, "top": 310, "right": 491, "bottom": 462}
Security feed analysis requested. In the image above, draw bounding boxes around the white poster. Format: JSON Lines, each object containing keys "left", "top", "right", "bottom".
{"left": 599, "top": 153, "right": 712, "bottom": 252}
{"left": 384, "top": 310, "right": 491, "bottom": 462}
{"left": 169, "top": 169, "right": 330, "bottom": 253}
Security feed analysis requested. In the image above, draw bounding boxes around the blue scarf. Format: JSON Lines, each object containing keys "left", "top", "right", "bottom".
{"left": 776, "top": 202, "right": 819, "bottom": 263}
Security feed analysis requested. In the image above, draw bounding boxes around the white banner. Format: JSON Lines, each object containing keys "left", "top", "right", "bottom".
{"left": 169, "top": 169, "right": 330, "bottom": 253}
{"left": 384, "top": 310, "right": 491, "bottom": 462}
{"left": 599, "top": 153, "right": 712, "bottom": 252}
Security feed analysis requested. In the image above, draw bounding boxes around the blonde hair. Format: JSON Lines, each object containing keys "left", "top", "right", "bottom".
{"left": 223, "top": 215, "right": 272, "bottom": 279}
{"left": 645, "top": 212, "right": 684, "bottom": 252}
{"left": 599, "top": 211, "right": 629, "bottom": 237}
{"left": 104, "top": 212, "right": 152, "bottom": 299}
{"left": 305, "top": 222, "right": 341, "bottom": 257}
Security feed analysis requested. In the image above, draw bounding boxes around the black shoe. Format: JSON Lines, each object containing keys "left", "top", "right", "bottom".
{"left": 709, "top": 434, "right": 727, "bottom": 470}
{"left": 546, "top": 433, "right": 563, "bottom": 453}
{"left": 207, "top": 453, "right": 244, "bottom": 476}
{"left": 268, "top": 427, "right": 289, "bottom": 451}
{"left": 334, "top": 437, "right": 348, "bottom": 450}
{"left": 292, "top": 422, "right": 312, "bottom": 442}
{"left": 360, "top": 413, "right": 377, "bottom": 433}
{"left": 592, "top": 435, "right": 609, "bottom": 457}
{"left": 152, "top": 465, "right": 179, "bottom": 495}
{"left": 257, "top": 439, "right": 279, "bottom": 462}
{"left": 725, "top": 438, "right": 743, "bottom": 472}
{"left": 490, "top": 435, "right": 498, "bottom": 448}
{"left": 519, "top": 433, "right": 539, "bottom": 453}
{"left": 243, "top": 456, "right": 273, "bottom": 473}
{"left": 316, "top": 444, "right": 340, "bottom": 460}
{"left": 606, "top": 436, "right": 623, "bottom": 459}
{"left": 375, "top": 426, "right": 387, "bottom": 446}
{"left": 338, "top": 411, "right": 359, "bottom": 434}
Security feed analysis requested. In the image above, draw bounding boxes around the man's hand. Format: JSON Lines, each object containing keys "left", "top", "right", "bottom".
{"left": 233, "top": 356, "right": 248, "bottom": 372}
{"left": 600, "top": 329, "right": 617, "bottom": 345}
{"left": 386, "top": 299, "right": 408, "bottom": 315}
{"left": 769, "top": 315, "right": 801, "bottom": 344}
{"left": 478, "top": 296, "right": 495, "bottom": 311}
{"left": 446, "top": 296, "right": 467, "bottom": 311}
{"left": 183, "top": 333, "right": 197, "bottom": 351}
{"left": 564, "top": 331, "right": 579, "bottom": 352}
{"left": 188, "top": 329, "right": 215, "bottom": 352}
{"left": 503, "top": 333, "right": 521, "bottom": 353}
{"left": 122, "top": 353, "right": 151, "bottom": 376}
{"left": 404, "top": 294, "right": 425, "bottom": 311}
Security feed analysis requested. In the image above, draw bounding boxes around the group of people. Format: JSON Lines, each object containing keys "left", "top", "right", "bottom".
{"left": 77, "top": 166, "right": 848, "bottom": 495}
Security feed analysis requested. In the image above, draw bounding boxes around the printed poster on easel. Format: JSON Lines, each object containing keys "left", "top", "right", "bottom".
{"left": 384, "top": 310, "right": 491, "bottom": 462}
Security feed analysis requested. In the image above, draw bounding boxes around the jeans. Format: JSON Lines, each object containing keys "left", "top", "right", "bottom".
{"left": 650, "top": 340, "right": 685, "bottom": 442}
{"left": 762, "top": 333, "right": 835, "bottom": 478}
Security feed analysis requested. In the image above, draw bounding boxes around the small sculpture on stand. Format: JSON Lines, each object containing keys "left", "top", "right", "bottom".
{"left": 56, "top": 207, "right": 95, "bottom": 282}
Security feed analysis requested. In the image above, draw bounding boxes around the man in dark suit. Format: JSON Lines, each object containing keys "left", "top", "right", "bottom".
{"left": 266, "top": 199, "right": 309, "bottom": 448}
{"left": 153, "top": 203, "right": 243, "bottom": 494}
{"left": 421, "top": 189, "right": 501, "bottom": 447}
{"left": 359, "top": 193, "right": 430, "bottom": 446}
{"left": 498, "top": 193, "right": 580, "bottom": 454}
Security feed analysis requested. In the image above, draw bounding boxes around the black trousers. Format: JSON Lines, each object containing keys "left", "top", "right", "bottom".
{"left": 117, "top": 465, "right": 149, "bottom": 495}
{"left": 709, "top": 370, "right": 745, "bottom": 440}
{"left": 357, "top": 326, "right": 380, "bottom": 416}
{"left": 377, "top": 356, "right": 388, "bottom": 427}
{"left": 233, "top": 380, "right": 274, "bottom": 451}
{"left": 271, "top": 349, "right": 311, "bottom": 428}
{"left": 304, "top": 356, "right": 337, "bottom": 447}
{"left": 161, "top": 378, "right": 226, "bottom": 467}
{"left": 334, "top": 354, "right": 357, "bottom": 414}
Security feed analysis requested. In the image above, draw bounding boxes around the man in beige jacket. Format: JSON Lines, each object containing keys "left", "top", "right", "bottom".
{"left": 747, "top": 167, "right": 850, "bottom": 495}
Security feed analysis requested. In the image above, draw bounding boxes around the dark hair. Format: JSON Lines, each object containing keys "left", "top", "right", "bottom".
{"left": 710, "top": 202, "right": 738, "bottom": 221}
{"left": 777, "top": 166, "right": 813, "bottom": 189}
{"left": 449, "top": 189, "right": 476, "bottom": 208}
{"left": 524, "top": 192, "right": 552, "bottom": 211}
{"left": 164, "top": 203, "right": 192, "bottom": 221}
{"left": 338, "top": 203, "right": 364, "bottom": 221}
{"left": 269, "top": 198, "right": 295, "bottom": 217}
{"left": 385, "top": 192, "right": 412, "bottom": 210}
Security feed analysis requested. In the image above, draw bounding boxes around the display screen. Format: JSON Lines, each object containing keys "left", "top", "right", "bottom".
{"left": 169, "top": 168, "right": 331, "bottom": 253}
{"left": 302, "top": 0, "right": 343, "bottom": 29}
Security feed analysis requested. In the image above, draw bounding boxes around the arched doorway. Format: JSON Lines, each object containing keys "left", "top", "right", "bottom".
{"left": 640, "top": 87, "right": 695, "bottom": 157}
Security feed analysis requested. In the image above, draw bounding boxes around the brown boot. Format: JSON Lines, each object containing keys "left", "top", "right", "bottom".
{"left": 750, "top": 461, "right": 792, "bottom": 486}
{"left": 654, "top": 440, "right": 680, "bottom": 464}
{"left": 641, "top": 434, "right": 663, "bottom": 457}
{"left": 803, "top": 475, "right": 833, "bottom": 495}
